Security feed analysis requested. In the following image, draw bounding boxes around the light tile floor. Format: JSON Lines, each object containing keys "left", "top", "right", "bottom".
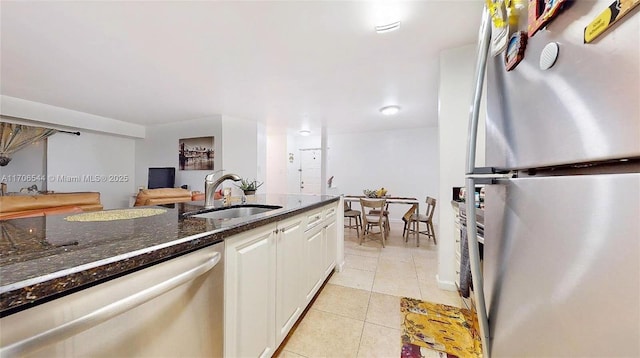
{"left": 278, "top": 221, "right": 462, "bottom": 358}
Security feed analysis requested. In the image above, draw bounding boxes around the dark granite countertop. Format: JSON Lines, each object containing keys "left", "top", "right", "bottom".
{"left": 0, "top": 194, "right": 339, "bottom": 317}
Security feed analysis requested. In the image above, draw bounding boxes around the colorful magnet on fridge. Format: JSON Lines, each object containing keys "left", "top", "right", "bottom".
{"left": 584, "top": 0, "right": 640, "bottom": 43}
{"left": 528, "top": 0, "right": 574, "bottom": 37}
{"left": 487, "top": 0, "right": 509, "bottom": 56}
{"left": 505, "top": 31, "right": 528, "bottom": 71}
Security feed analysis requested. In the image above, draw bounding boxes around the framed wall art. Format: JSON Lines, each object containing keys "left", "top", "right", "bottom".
{"left": 179, "top": 136, "right": 214, "bottom": 170}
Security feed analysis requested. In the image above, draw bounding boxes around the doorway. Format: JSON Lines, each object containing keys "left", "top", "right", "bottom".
{"left": 299, "top": 149, "right": 321, "bottom": 194}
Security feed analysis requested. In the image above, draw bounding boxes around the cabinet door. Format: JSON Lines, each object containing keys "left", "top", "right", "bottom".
{"left": 303, "top": 226, "right": 325, "bottom": 303}
{"left": 275, "top": 216, "right": 304, "bottom": 346}
{"left": 324, "top": 217, "right": 337, "bottom": 275}
{"left": 225, "top": 225, "right": 276, "bottom": 358}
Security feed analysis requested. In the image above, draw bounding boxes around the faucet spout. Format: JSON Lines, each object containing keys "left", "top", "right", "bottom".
{"left": 204, "top": 173, "right": 242, "bottom": 208}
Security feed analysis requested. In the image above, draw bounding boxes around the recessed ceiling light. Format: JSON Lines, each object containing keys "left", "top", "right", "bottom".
{"left": 375, "top": 21, "right": 401, "bottom": 33}
{"left": 299, "top": 130, "right": 311, "bottom": 136}
{"left": 380, "top": 105, "right": 401, "bottom": 116}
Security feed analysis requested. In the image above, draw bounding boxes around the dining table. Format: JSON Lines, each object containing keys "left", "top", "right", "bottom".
{"left": 343, "top": 195, "right": 420, "bottom": 241}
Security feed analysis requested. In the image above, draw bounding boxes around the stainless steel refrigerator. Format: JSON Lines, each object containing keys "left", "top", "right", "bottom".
{"left": 465, "top": 1, "right": 640, "bottom": 357}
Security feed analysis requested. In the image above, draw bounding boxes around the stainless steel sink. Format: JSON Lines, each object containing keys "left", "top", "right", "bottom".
{"left": 188, "top": 205, "right": 282, "bottom": 220}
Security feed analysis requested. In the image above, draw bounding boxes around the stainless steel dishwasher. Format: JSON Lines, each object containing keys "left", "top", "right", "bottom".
{"left": 0, "top": 241, "right": 224, "bottom": 358}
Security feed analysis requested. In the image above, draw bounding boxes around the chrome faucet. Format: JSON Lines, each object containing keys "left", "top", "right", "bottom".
{"left": 204, "top": 173, "right": 242, "bottom": 208}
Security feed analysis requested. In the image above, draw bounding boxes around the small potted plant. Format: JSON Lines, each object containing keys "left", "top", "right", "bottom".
{"left": 236, "top": 178, "right": 263, "bottom": 195}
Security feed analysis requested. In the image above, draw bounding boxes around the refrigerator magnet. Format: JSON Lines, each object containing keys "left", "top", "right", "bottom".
{"left": 487, "top": 0, "right": 509, "bottom": 56}
{"left": 584, "top": 0, "right": 640, "bottom": 43}
{"left": 528, "top": 0, "right": 574, "bottom": 37}
{"left": 505, "top": 31, "right": 528, "bottom": 71}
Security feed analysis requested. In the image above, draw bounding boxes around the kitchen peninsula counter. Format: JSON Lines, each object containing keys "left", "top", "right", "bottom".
{"left": 0, "top": 194, "right": 340, "bottom": 316}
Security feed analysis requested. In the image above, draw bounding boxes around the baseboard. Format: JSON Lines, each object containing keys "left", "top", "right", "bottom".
{"left": 436, "top": 274, "right": 457, "bottom": 291}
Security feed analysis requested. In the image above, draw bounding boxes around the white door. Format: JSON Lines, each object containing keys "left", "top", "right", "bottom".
{"left": 299, "top": 150, "right": 321, "bottom": 194}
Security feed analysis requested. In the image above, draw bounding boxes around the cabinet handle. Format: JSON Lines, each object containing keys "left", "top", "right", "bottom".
{"left": 1, "top": 252, "right": 221, "bottom": 357}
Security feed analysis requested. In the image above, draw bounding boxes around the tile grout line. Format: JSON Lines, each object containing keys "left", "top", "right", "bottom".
{"left": 355, "top": 239, "right": 381, "bottom": 357}
{"left": 412, "top": 250, "right": 426, "bottom": 300}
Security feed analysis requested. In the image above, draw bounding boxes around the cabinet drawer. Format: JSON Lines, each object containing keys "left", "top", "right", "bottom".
{"left": 305, "top": 210, "right": 324, "bottom": 231}
{"left": 324, "top": 205, "right": 336, "bottom": 220}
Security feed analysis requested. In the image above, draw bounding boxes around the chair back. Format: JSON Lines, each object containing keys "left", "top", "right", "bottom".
{"left": 425, "top": 197, "right": 437, "bottom": 220}
{"left": 402, "top": 204, "right": 418, "bottom": 223}
{"left": 360, "top": 198, "right": 386, "bottom": 226}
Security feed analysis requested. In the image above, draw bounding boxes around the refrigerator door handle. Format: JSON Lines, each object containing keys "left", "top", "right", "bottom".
{"left": 467, "top": 174, "right": 516, "bottom": 185}
{"left": 465, "top": 5, "right": 492, "bottom": 358}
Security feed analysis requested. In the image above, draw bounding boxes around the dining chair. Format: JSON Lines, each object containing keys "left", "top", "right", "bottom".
{"left": 401, "top": 204, "right": 418, "bottom": 240}
{"left": 359, "top": 198, "right": 388, "bottom": 247}
{"left": 343, "top": 201, "right": 363, "bottom": 237}
{"left": 408, "top": 197, "right": 437, "bottom": 246}
{"left": 368, "top": 201, "right": 390, "bottom": 235}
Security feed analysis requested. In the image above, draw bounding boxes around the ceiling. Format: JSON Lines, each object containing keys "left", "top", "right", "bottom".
{"left": 0, "top": 1, "right": 484, "bottom": 135}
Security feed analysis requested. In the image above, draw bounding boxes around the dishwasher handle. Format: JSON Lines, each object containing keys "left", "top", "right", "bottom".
{"left": 1, "top": 252, "right": 221, "bottom": 358}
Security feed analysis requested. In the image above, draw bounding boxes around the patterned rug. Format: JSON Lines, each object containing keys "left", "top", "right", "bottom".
{"left": 400, "top": 297, "right": 482, "bottom": 358}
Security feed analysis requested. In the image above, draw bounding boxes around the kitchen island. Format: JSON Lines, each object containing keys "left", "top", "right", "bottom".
{"left": 0, "top": 194, "right": 341, "bottom": 357}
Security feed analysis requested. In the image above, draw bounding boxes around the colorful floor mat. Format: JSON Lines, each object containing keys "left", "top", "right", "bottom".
{"left": 400, "top": 297, "right": 482, "bottom": 358}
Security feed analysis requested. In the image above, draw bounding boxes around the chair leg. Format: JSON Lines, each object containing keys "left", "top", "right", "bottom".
{"left": 402, "top": 222, "right": 407, "bottom": 241}
{"left": 381, "top": 221, "right": 386, "bottom": 248}
{"left": 429, "top": 221, "right": 437, "bottom": 244}
{"left": 414, "top": 220, "right": 420, "bottom": 247}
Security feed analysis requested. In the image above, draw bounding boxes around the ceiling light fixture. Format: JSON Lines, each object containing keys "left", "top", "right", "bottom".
{"left": 299, "top": 130, "right": 311, "bottom": 136}
{"left": 380, "top": 105, "right": 401, "bottom": 116}
{"left": 375, "top": 21, "right": 401, "bottom": 33}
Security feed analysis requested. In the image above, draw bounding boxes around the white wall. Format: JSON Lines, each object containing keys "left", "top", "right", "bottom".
{"left": 47, "top": 131, "right": 136, "bottom": 209}
{"left": 437, "top": 44, "right": 486, "bottom": 290}
{"left": 1, "top": 105, "right": 139, "bottom": 210}
{"left": 135, "top": 116, "right": 223, "bottom": 193}
{"left": 327, "top": 127, "right": 439, "bottom": 221}
{"left": 266, "top": 133, "right": 288, "bottom": 194}
{"left": 256, "top": 122, "right": 267, "bottom": 191}
{"left": 0, "top": 140, "right": 46, "bottom": 192}
{"left": 221, "top": 115, "right": 259, "bottom": 196}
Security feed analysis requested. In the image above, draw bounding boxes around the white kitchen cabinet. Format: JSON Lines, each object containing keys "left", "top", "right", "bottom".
{"left": 324, "top": 216, "right": 337, "bottom": 275}
{"left": 303, "top": 204, "right": 338, "bottom": 304}
{"left": 275, "top": 216, "right": 304, "bottom": 346}
{"left": 224, "top": 223, "right": 277, "bottom": 358}
{"left": 224, "top": 201, "right": 340, "bottom": 358}
{"left": 303, "top": 225, "right": 325, "bottom": 303}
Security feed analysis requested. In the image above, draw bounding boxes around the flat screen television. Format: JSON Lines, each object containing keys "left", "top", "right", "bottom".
{"left": 148, "top": 167, "right": 175, "bottom": 189}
